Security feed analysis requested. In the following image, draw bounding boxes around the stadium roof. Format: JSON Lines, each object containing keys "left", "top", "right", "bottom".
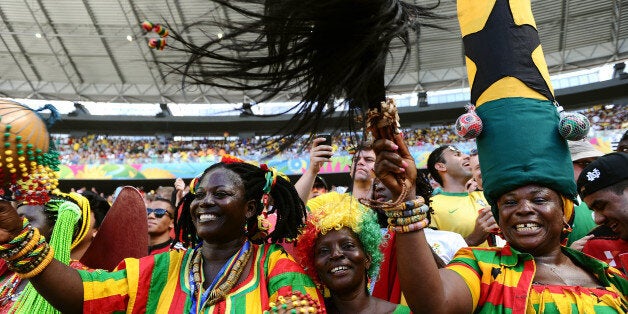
{"left": 0, "top": 0, "right": 626, "bottom": 107}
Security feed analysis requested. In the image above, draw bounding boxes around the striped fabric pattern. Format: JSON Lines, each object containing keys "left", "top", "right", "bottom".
{"left": 446, "top": 244, "right": 628, "bottom": 313}
{"left": 79, "top": 243, "right": 321, "bottom": 313}
{"left": 528, "top": 284, "right": 625, "bottom": 313}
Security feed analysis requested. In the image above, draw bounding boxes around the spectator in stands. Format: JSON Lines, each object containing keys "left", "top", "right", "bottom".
{"left": 426, "top": 145, "right": 497, "bottom": 246}
{"left": 566, "top": 140, "right": 601, "bottom": 248}
{"left": 310, "top": 176, "right": 329, "bottom": 199}
{"left": 349, "top": 142, "right": 377, "bottom": 200}
{"left": 577, "top": 152, "right": 628, "bottom": 274}
{"left": 50, "top": 104, "right": 623, "bottom": 166}
{"left": 146, "top": 197, "right": 177, "bottom": 255}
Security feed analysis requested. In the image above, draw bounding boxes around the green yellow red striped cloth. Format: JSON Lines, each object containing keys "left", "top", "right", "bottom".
{"left": 446, "top": 244, "right": 628, "bottom": 313}
{"left": 79, "top": 243, "right": 321, "bottom": 313}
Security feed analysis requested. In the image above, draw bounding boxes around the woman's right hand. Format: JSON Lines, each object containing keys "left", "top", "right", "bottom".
{"left": 0, "top": 201, "right": 23, "bottom": 243}
{"left": 308, "top": 137, "right": 332, "bottom": 174}
{"left": 373, "top": 133, "right": 417, "bottom": 200}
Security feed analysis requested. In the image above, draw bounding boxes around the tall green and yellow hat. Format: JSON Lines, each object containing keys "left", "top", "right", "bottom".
{"left": 457, "top": 0, "right": 587, "bottom": 217}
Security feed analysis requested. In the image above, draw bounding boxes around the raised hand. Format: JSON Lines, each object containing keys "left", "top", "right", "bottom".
{"left": 308, "top": 137, "right": 333, "bottom": 173}
{"left": 372, "top": 133, "right": 417, "bottom": 201}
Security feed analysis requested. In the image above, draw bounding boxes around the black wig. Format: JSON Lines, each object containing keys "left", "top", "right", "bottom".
{"left": 167, "top": 0, "right": 443, "bottom": 150}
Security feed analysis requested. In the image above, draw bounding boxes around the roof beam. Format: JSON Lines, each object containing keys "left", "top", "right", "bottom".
{"left": 23, "top": 0, "right": 84, "bottom": 97}
{"left": 610, "top": 0, "right": 622, "bottom": 60}
{"left": 81, "top": 0, "right": 126, "bottom": 84}
{"left": 0, "top": 35, "right": 39, "bottom": 96}
{"left": 557, "top": 0, "right": 569, "bottom": 71}
{"left": 172, "top": 1, "right": 194, "bottom": 43}
{"left": 0, "top": 5, "right": 42, "bottom": 81}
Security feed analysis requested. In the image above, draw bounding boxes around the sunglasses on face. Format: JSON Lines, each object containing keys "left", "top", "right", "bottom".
{"left": 147, "top": 208, "right": 172, "bottom": 218}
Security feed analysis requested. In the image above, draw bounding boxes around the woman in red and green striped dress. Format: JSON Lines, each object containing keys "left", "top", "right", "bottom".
{"left": 0, "top": 160, "right": 324, "bottom": 313}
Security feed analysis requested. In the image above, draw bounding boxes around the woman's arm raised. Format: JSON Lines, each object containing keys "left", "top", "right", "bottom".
{"left": 0, "top": 201, "right": 84, "bottom": 314}
{"left": 373, "top": 136, "right": 474, "bottom": 313}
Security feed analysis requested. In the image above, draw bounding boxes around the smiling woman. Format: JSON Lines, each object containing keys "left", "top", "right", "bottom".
{"left": 295, "top": 192, "right": 410, "bottom": 314}
{"left": 0, "top": 158, "right": 324, "bottom": 313}
{"left": 369, "top": 0, "right": 628, "bottom": 310}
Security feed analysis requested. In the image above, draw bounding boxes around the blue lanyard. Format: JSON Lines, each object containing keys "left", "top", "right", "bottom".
{"left": 189, "top": 241, "right": 251, "bottom": 314}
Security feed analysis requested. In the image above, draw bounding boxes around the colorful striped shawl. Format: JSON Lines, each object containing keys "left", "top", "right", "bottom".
{"left": 446, "top": 244, "right": 628, "bottom": 313}
{"left": 79, "top": 243, "right": 321, "bottom": 313}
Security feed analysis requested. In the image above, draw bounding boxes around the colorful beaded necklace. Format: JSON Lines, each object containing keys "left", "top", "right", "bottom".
{"left": 188, "top": 240, "right": 252, "bottom": 314}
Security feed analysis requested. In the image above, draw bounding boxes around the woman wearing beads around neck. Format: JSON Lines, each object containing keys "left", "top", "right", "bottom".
{"left": 0, "top": 157, "right": 323, "bottom": 313}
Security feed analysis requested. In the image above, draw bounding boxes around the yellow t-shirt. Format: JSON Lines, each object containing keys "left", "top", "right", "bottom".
{"left": 429, "top": 191, "right": 488, "bottom": 240}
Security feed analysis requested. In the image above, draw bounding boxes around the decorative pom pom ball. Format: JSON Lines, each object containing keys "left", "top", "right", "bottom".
{"left": 141, "top": 20, "right": 154, "bottom": 32}
{"left": 455, "top": 107, "right": 483, "bottom": 139}
{"left": 153, "top": 24, "right": 169, "bottom": 37}
{"left": 0, "top": 99, "right": 50, "bottom": 186}
{"left": 559, "top": 112, "right": 590, "bottom": 141}
{"left": 148, "top": 38, "right": 166, "bottom": 50}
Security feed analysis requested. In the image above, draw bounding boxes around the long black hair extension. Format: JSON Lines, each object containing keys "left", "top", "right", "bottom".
{"left": 166, "top": 0, "right": 443, "bottom": 152}
{"left": 174, "top": 162, "right": 307, "bottom": 247}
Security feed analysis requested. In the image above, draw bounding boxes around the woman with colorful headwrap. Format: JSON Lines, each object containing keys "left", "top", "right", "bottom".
{"left": 0, "top": 191, "right": 91, "bottom": 313}
{"left": 0, "top": 158, "right": 323, "bottom": 313}
{"left": 368, "top": 0, "right": 628, "bottom": 311}
{"left": 295, "top": 192, "right": 410, "bottom": 314}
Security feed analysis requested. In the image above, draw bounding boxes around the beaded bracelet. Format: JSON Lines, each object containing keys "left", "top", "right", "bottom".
{"left": 0, "top": 217, "right": 32, "bottom": 258}
{"left": 0, "top": 227, "right": 35, "bottom": 260}
{"left": 6, "top": 227, "right": 40, "bottom": 261}
{"left": 387, "top": 214, "right": 426, "bottom": 226}
{"left": 385, "top": 204, "right": 430, "bottom": 218}
{"left": 19, "top": 244, "right": 54, "bottom": 279}
{"left": 10, "top": 238, "right": 48, "bottom": 273}
{"left": 388, "top": 218, "right": 429, "bottom": 234}
{"left": 387, "top": 198, "right": 425, "bottom": 212}
{"left": 0, "top": 217, "right": 54, "bottom": 278}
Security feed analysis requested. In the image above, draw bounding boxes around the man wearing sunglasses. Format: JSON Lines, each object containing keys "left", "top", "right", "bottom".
{"left": 147, "top": 197, "right": 176, "bottom": 255}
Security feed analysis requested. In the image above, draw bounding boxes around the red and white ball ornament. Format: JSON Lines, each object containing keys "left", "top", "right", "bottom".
{"left": 455, "top": 105, "right": 483, "bottom": 139}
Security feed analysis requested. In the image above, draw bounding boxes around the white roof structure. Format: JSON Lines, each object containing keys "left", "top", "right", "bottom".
{"left": 0, "top": 0, "right": 625, "bottom": 107}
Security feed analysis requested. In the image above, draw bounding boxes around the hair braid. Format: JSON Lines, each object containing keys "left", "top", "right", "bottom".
{"left": 268, "top": 177, "right": 306, "bottom": 242}
{"left": 175, "top": 192, "right": 199, "bottom": 248}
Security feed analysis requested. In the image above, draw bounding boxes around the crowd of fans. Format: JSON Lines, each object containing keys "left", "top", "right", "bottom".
{"left": 53, "top": 104, "right": 625, "bottom": 166}
{"left": 582, "top": 104, "right": 626, "bottom": 130}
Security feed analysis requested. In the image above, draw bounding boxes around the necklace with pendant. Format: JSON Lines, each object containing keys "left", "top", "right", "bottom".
{"left": 188, "top": 240, "right": 252, "bottom": 314}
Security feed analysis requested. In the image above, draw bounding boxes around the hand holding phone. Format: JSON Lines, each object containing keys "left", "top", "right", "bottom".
{"left": 317, "top": 134, "right": 332, "bottom": 158}
{"left": 319, "top": 134, "right": 332, "bottom": 147}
